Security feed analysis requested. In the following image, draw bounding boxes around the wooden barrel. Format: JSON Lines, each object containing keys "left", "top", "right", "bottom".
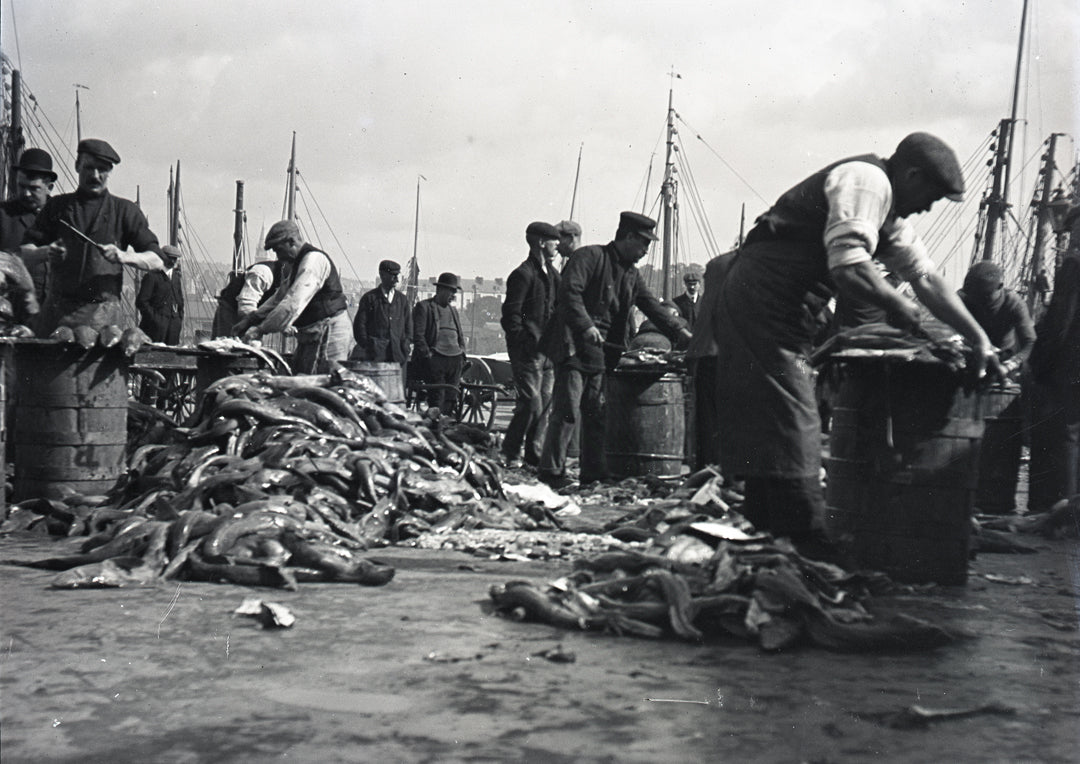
{"left": 974, "top": 384, "right": 1023, "bottom": 514}
{"left": 13, "top": 341, "right": 129, "bottom": 501}
{"left": 825, "top": 358, "right": 983, "bottom": 585}
{"left": 195, "top": 351, "right": 266, "bottom": 394}
{"left": 604, "top": 370, "right": 685, "bottom": 478}
{"left": 343, "top": 361, "right": 406, "bottom": 403}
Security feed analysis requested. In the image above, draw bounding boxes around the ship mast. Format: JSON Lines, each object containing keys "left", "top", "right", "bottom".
{"left": 284, "top": 132, "right": 298, "bottom": 221}
{"left": 232, "top": 180, "right": 246, "bottom": 273}
{"left": 660, "top": 72, "right": 677, "bottom": 301}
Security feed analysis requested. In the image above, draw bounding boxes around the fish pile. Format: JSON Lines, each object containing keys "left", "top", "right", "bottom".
{"left": 490, "top": 512, "right": 967, "bottom": 653}
{"left": 5, "top": 364, "right": 514, "bottom": 589}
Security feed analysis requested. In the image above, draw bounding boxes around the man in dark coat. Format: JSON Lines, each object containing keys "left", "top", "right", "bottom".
{"left": 500, "top": 221, "right": 561, "bottom": 468}
{"left": 136, "top": 245, "right": 184, "bottom": 344}
{"left": 0, "top": 148, "right": 54, "bottom": 328}
{"left": 537, "top": 211, "right": 692, "bottom": 489}
{"left": 351, "top": 259, "right": 413, "bottom": 365}
{"left": 712, "top": 132, "right": 1004, "bottom": 553}
{"left": 22, "top": 139, "right": 165, "bottom": 333}
{"left": 412, "top": 272, "right": 467, "bottom": 415}
{"left": 673, "top": 268, "right": 703, "bottom": 330}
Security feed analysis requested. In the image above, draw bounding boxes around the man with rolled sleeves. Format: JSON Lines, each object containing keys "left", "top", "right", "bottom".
{"left": 136, "top": 245, "right": 185, "bottom": 344}
{"left": 712, "top": 132, "right": 1005, "bottom": 556}
{"left": 351, "top": 259, "right": 413, "bottom": 367}
{"left": 22, "top": 138, "right": 164, "bottom": 333}
{"left": 538, "top": 211, "right": 692, "bottom": 489}
{"left": 236, "top": 219, "right": 352, "bottom": 373}
{"left": 500, "top": 221, "right": 561, "bottom": 469}
{"left": 412, "top": 272, "right": 467, "bottom": 416}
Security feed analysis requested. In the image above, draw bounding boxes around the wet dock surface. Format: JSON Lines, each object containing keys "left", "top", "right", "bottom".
{"left": 1, "top": 535, "right": 1078, "bottom": 762}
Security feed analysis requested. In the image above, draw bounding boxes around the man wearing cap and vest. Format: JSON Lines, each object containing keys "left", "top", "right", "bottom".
{"left": 537, "top": 211, "right": 692, "bottom": 490}
{"left": 136, "top": 245, "right": 185, "bottom": 344}
{"left": 500, "top": 221, "right": 561, "bottom": 469}
{"left": 351, "top": 259, "right": 413, "bottom": 366}
{"left": 712, "top": 132, "right": 1005, "bottom": 558}
{"left": 673, "top": 268, "right": 703, "bottom": 330}
{"left": 211, "top": 257, "right": 283, "bottom": 338}
{"left": 412, "top": 272, "right": 467, "bottom": 416}
{"left": 22, "top": 138, "right": 165, "bottom": 333}
{"left": 236, "top": 219, "right": 351, "bottom": 374}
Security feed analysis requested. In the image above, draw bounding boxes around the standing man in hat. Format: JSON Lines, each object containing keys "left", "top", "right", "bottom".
{"left": 22, "top": 138, "right": 164, "bottom": 333}
{"left": 351, "top": 259, "right": 413, "bottom": 368}
{"left": 500, "top": 222, "right": 561, "bottom": 469}
{"left": 235, "top": 219, "right": 351, "bottom": 373}
{"left": 673, "top": 268, "right": 703, "bottom": 330}
{"left": 537, "top": 211, "right": 692, "bottom": 489}
{"left": 411, "top": 272, "right": 467, "bottom": 416}
{"left": 712, "top": 132, "right": 1004, "bottom": 557}
{"left": 136, "top": 245, "right": 185, "bottom": 344}
{"left": 555, "top": 220, "right": 582, "bottom": 270}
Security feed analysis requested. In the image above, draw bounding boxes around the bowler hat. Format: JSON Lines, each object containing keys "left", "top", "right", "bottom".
{"left": 161, "top": 245, "right": 182, "bottom": 259}
{"left": 436, "top": 272, "right": 462, "bottom": 291}
{"left": 556, "top": 220, "right": 582, "bottom": 237}
{"left": 526, "top": 221, "right": 560, "bottom": 240}
{"left": 893, "top": 133, "right": 965, "bottom": 201}
{"left": 264, "top": 219, "right": 300, "bottom": 249}
{"left": 15, "top": 148, "right": 58, "bottom": 181}
{"left": 379, "top": 259, "right": 402, "bottom": 273}
{"left": 77, "top": 138, "right": 121, "bottom": 165}
{"left": 618, "top": 211, "right": 660, "bottom": 241}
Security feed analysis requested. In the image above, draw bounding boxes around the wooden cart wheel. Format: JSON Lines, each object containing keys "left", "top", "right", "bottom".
{"left": 457, "top": 384, "right": 498, "bottom": 429}
{"left": 161, "top": 370, "right": 199, "bottom": 423}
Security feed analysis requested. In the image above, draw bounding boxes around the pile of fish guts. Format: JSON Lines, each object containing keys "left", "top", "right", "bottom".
{"left": 6, "top": 365, "right": 516, "bottom": 590}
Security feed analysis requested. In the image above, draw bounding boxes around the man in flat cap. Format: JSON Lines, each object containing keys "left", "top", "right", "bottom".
{"left": 211, "top": 254, "right": 283, "bottom": 338}
{"left": 0, "top": 148, "right": 57, "bottom": 329}
{"left": 555, "top": 219, "right": 582, "bottom": 270}
{"left": 958, "top": 261, "right": 1035, "bottom": 379}
{"left": 673, "top": 266, "right": 704, "bottom": 330}
{"left": 235, "top": 219, "right": 352, "bottom": 373}
{"left": 23, "top": 138, "right": 165, "bottom": 333}
{"left": 537, "top": 211, "right": 692, "bottom": 489}
{"left": 136, "top": 245, "right": 185, "bottom": 344}
{"left": 499, "top": 221, "right": 561, "bottom": 469}
{"left": 710, "top": 132, "right": 1005, "bottom": 559}
{"left": 411, "top": 272, "right": 467, "bottom": 416}
{"left": 350, "top": 259, "right": 413, "bottom": 368}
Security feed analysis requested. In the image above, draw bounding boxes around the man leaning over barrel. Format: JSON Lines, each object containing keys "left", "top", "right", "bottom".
{"left": 537, "top": 211, "right": 692, "bottom": 490}
{"left": 712, "top": 132, "right": 1005, "bottom": 559}
{"left": 22, "top": 139, "right": 165, "bottom": 334}
{"left": 235, "top": 220, "right": 352, "bottom": 373}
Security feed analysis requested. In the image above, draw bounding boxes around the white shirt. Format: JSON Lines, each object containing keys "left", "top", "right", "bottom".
{"left": 250, "top": 249, "right": 333, "bottom": 333}
{"left": 822, "top": 161, "right": 936, "bottom": 282}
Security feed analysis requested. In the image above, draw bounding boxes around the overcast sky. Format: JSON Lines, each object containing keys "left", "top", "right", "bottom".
{"left": 3, "top": 0, "right": 1077, "bottom": 290}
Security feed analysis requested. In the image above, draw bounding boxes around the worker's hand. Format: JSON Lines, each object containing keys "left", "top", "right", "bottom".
{"left": 46, "top": 239, "right": 67, "bottom": 259}
{"left": 98, "top": 243, "right": 123, "bottom": 265}
{"left": 884, "top": 299, "right": 922, "bottom": 334}
{"left": 283, "top": 325, "right": 297, "bottom": 337}
{"left": 971, "top": 340, "right": 1006, "bottom": 382}
{"left": 242, "top": 325, "right": 262, "bottom": 343}
{"left": 583, "top": 326, "right": 603, "bottom": 347}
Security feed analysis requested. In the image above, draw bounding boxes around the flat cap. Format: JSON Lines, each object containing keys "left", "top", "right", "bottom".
{"left": 682, "top": 269, "right": 701, "bottom": 283}
{"left": 15, "top": 148, "right": 58, "bottom": 181}
{"left": 77, "top": 138, "right": 121, "bottom": 165}
{"left": 379, "top": 259, "right": 402, "bottom": 273}
{"left": 963, "top": 261, "right": 1004, "bottom": 292}
{"left": 894, "top": 132, "right": 964, "bottom": 201}
{"left": 555, "top": 220, "right": 582, "bottom": 236}
{"left": 161, "top": 245, "right": 182, "bottom": 259}
{"left": 618, "top": 211, "right": 659, "bottom": 241}
{"left": 264, "top": 219, "right": 300, "bottom": 249}
{"left": 526, "top": 221, "right": 560, "bottom": 240}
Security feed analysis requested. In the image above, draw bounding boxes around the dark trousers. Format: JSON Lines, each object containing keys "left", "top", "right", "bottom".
{"left": 741, "top": 475, "right": 824, "bottom": 537}
{"left": 502, "top": 351, "right": 554, "bottom": 465}
{"left": 424, "top": 353, "right": 465, "bottom": 415}
{"left": 539, "top": 362, "right": 606, "bottom": 481}
{"left": 691, "top": 356, "right": 722, "bottom": 471}
{"left": 1028, "top": 378, "right": 1080, "bottom": 510}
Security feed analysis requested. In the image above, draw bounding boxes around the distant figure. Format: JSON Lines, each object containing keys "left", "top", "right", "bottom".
{"left": 537, "top": 211, "right": 692, "bottom": 489}
{"left": 350, "top": 259, "right": 413, "bottom": 366}
{"left": 235, "top": 220, "right": 352, "bottom": 373}
{"left": 1027, "top": 204, "right": 1080, "bottom": 511}
{"left": 1, "top": 148, "right": 55, "bottom": 324}
{"left": 23, "top": 138, "right": 165, "bottom": 333}
{"left": 958, "top": 260, "right": 1035, "bottom": 378}
{"left": 673, "top": 268, "right": 703, "bottom": 330}
{"left": 136, "top": 245, "right": 184, "bottom": 344}
{"left": 555, "top": 219, "right": 582, "bottom": 270}
{"left": 500, "top": 222, "right": 560, "bottom": 469}
{"left": 412, "top": 272, "right": 467, "bottom": 416}
{"left": 212, "top": 257, "right": 283, "bottom": 338}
